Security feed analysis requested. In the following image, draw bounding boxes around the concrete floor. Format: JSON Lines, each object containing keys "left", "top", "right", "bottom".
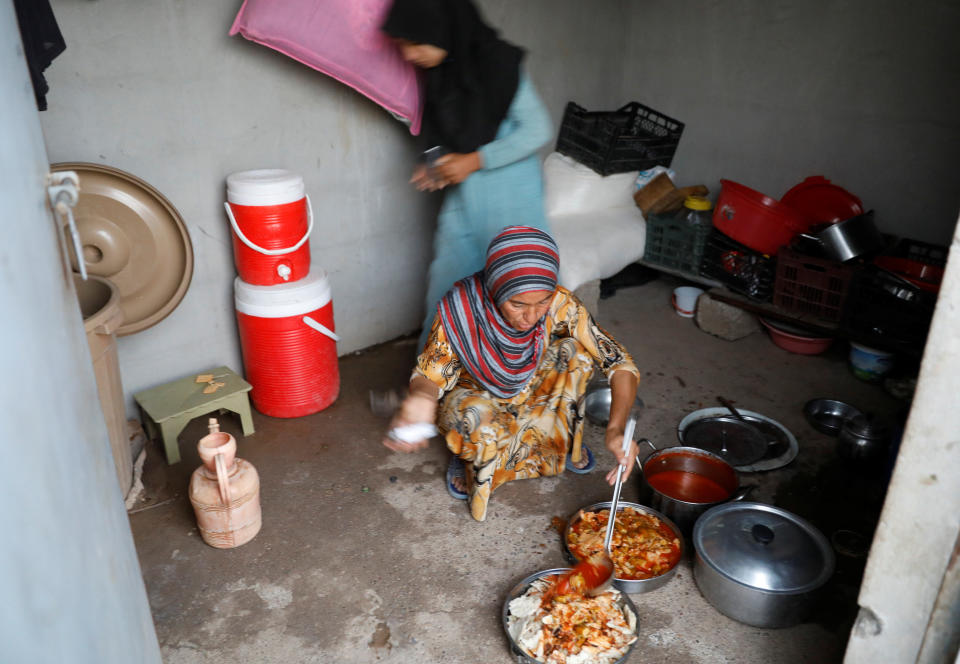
{"left": 128, "top": 276, "right": 906, "bottom": 664}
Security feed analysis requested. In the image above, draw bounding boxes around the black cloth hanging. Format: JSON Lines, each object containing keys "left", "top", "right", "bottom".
{"left": 13, "top": 0, "right": 66, "bottom": 111}
{"left": 382, "top": 0, "right": 523, "bottom": 153}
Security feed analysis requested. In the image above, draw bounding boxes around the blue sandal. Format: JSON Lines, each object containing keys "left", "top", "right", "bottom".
{"left": 446, "top": 456, "right": 468, "bottom": 500}
{"left": 565, "top": 445, "right": 596, "bottom": 474}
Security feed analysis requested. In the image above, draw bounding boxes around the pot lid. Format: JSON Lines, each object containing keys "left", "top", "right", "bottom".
{"left": 842, "top": 414, "right": 891, "bottom": 439}
{"left": 681, "top": 416, "right": 767, "bottom": 466}
{"left": 781, "top": 176, "right": 864, "bottom": 225}
{"left": 52, "top": 163, "right": 193, "bottom": 336}
{"left": 678, "top": 408, "right": 799, "bottom": 473}
{"left": 693, "top": 502, "right": 835, "bottom": 593}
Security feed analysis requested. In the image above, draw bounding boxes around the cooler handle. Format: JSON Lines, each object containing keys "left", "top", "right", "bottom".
{"left": 223, "top": 194, "right": 314, "bottom": 256}
{"left": 302, "top": 315, "right": 340, "bottom": 342}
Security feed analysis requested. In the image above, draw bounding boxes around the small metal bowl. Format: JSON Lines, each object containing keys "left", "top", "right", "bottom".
{"left": 582, "top": 386, "right": 644, "bottom": 426}
{"left": 563, "top": 501, "right": 683, "bottom": 594}
{"left": 502, "top": 568, "right": 640, "bottom": 664}
{"left": 803, "top": 398, "right": 863, "bottom": 437}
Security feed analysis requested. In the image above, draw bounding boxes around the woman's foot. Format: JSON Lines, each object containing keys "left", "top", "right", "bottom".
{"left": 565, "top": 446, "right": 596, "bottom": 474}
{"left": 446, "top": 456, "right": 468, "bottom": 500}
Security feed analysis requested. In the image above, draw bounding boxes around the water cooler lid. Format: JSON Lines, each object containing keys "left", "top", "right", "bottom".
{"left": 226, "top": 169, "right": 305, "bottom": 206}
{"left": 51, "top": 162, "right": 194, "bottom": 336}
{"left": 234, "top": 271, "right": 331, "bottom": 318}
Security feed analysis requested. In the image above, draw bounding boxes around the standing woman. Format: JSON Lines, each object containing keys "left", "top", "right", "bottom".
{"left": 382, "top": 0, "right": 553, "bottom": 350}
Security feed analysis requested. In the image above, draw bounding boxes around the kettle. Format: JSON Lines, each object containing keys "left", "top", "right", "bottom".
{"left": 837, "top": 414, "right": 891, "bottom": 466}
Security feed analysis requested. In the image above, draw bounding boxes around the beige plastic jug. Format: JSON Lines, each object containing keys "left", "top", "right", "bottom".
{"left": 189, "top": 418, "right": 261, "bottom": 548}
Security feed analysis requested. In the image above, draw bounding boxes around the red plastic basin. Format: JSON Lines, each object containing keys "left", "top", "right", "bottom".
{"left": 713, "top": 180, "right": 809, "bottom": 256}
{"left": 760, "top": 318, "right": 834, "bottom": 355}
{"left": 780, "top": 176, "right": 864, "bottom": 226}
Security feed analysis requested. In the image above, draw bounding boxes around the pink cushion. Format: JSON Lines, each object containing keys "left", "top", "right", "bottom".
{"left": 229, "top": 0, "right": 422, "bottom": 135}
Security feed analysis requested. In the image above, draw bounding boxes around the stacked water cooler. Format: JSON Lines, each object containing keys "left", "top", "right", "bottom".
{"left": 225, "top": 170, "right": 340, "bottom": 418}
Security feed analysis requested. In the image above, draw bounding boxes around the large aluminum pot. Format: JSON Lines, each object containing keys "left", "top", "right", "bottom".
{"left": 637, "top": 441, "right": 752, "bottom": 537}
{"left": 693, "top": 502, "right": 835, "bottom": 628}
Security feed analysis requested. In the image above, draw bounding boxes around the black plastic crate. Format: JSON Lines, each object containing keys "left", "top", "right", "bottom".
{"left": 773, "top": 248, "right": 855, "bottom": 322}
{"left": 842, "top": 266, "right": 938, "bottom": 348}
{"left": 699, "top": 229, "right": 776, "bottom": 302}
{"left": 642, "top": 213, "right": 712, "bottom": 275}
{"left": 556, "top": 101, "right": 684, "bottom": 176}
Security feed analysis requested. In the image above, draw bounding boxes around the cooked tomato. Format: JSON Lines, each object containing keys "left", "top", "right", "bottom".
{"left": 568, "top": 507, "right": 681, "bottom": 580}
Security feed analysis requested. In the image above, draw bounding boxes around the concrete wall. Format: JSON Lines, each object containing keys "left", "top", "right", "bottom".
{"left": 1, "top": 2, "right": 160, "bottom": 659}
{"left": 620, "top": 0, "right": 960, "bottom": 244}
{"left": 843, "top": 214, "right": 960, "bottom": 662}
{"left": 40, "top": 0, "right": 628, "bottom": 411}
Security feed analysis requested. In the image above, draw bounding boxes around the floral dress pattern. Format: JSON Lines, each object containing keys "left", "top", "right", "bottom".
{"left": 413, "top": 286, "right": 640, "bottom": 521}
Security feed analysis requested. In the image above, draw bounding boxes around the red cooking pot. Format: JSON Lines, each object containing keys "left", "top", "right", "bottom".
{"left": 713, "top": 180, "right": 809, "bottom": 255}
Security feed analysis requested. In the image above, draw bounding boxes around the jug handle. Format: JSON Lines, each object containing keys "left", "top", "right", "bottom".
{"left": 214, "top": 453, "right": 232, "bottom": 506}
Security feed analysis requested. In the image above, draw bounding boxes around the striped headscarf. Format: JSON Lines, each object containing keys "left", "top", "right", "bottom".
{"left": 437, "top": 226, "right": 559, "bottom": 398}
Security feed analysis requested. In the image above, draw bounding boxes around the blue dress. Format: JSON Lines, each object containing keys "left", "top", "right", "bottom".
{"left": 419, "top": 72, "right": 553, "bottom": 350}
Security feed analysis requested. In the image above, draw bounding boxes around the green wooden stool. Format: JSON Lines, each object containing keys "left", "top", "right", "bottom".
{"left": 134, "top": 366, "right": 254, "bottom": 464}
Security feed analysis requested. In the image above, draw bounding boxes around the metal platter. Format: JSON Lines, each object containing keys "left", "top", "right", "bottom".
{"left": 51, "top": 162, "right": 193, "bottom": 336}
{"left": 677, "top": 408, "right": 799, "bottom": 472}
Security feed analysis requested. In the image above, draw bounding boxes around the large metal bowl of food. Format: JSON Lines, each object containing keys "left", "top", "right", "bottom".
{"left": 502, "top": 568, "right": 640, "bottom": 664}
{"left": 563, "top": 501, "right": 684, "bottom": 594}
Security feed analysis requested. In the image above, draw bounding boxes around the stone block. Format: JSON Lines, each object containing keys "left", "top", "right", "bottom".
{"left": 696, "top": 294, "right": 760, "bottom": 341}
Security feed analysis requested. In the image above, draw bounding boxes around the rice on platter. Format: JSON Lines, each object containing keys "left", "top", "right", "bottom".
{"left": 506, "top": 575, "right": 637, "bottom": 664}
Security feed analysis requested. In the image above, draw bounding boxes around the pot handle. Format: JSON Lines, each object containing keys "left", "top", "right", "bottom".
{"left": 730, "top": 485, "right": 755, "bottom": 502}
{"left": 635, "top": 438, "right": 658, "bottom": 467}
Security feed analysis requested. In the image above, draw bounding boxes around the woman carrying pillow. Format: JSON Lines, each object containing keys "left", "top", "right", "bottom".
{"left": 382, "top": 226, "right": 641, "bottom": 522}
{"left": 382, "top": 0, "right": 553, "bottom": 352}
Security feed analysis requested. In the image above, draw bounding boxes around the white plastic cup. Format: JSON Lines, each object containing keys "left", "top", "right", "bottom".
{"left": 672, "top": 286, "right": 704, "bottom": 318}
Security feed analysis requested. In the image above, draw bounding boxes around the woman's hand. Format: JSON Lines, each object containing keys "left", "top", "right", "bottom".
{"left": 410, "top": 164, "right": 443, "bottom": 192}
{"left": 604, "top": 426, "right": 639, "bottom": 484}
{"left": 382, "top": 379, "right": 439, "bottom": 453}
{"left": 432, "top": 152, "right": 482, "bottom": 186}
{"left": 603, "top": 369, "right": 640, "bottom": 484}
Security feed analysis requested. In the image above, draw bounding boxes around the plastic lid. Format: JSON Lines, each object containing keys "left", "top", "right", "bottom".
{"left": 684, "top": 195, "right": 713, "bottom": 211}
{"left": 693, "top": 502, "right": 834, "bottom": 592}
{"left": 234, "top": 271, "right": 331, "bottom": 318}
{"left": 780, "top": 176, "right": 863, "bottom": 225}
{"left": 227, "top": 169, "right": 305, "bottom": 206}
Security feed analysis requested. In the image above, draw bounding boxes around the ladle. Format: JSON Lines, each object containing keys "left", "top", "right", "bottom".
{"left": 717, "top": 396, "right": 775, "bottom": 448}
{"left": 554, "top": 417, "right": 636, "bottom": 598}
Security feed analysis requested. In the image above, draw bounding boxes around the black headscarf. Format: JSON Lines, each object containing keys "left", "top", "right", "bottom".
{"left": 383, "top": 0, "right": 524, "bottom": 153}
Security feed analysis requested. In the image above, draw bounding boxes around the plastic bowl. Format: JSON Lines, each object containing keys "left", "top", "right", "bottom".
{"left": 759, "top": 318, "right": 834, "bottom": 355}
{"left": 713, "top": 179, "right": 809, "bottom": 255}
{"left": 849, "top": 342, "right": 895, "bottom": 382}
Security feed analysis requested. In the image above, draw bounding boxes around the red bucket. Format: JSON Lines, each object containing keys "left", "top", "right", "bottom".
{"left": 225, "top": 169, "right": 313, "bottom": 285}
{"left": 234, "top": 271, "right": 339, "bottom": 418}
{"left": 713, "top": 179, "right": 809, "bottom": 256}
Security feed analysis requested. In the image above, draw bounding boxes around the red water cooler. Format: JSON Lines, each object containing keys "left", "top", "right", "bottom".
{"left": 226, "top": 169, "right": 339, "bottom": 417}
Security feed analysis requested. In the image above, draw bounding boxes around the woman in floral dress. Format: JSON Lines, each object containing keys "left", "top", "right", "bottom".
{"left": 383, "top": 226, "right": 640, "bottom": 521}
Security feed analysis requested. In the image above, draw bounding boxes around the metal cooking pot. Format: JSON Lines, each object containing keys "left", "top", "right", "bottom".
{"left": 837, "top": 414, "right": 891, "bottom": 465}
{"left": 799, "top": 211, "right": 882, "bottom": 262}
{"left": 637, "top": 441, "right": 752, "bottom": 537}
{"left": 693, "top": 502, "right": 835, "bottom": 629}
